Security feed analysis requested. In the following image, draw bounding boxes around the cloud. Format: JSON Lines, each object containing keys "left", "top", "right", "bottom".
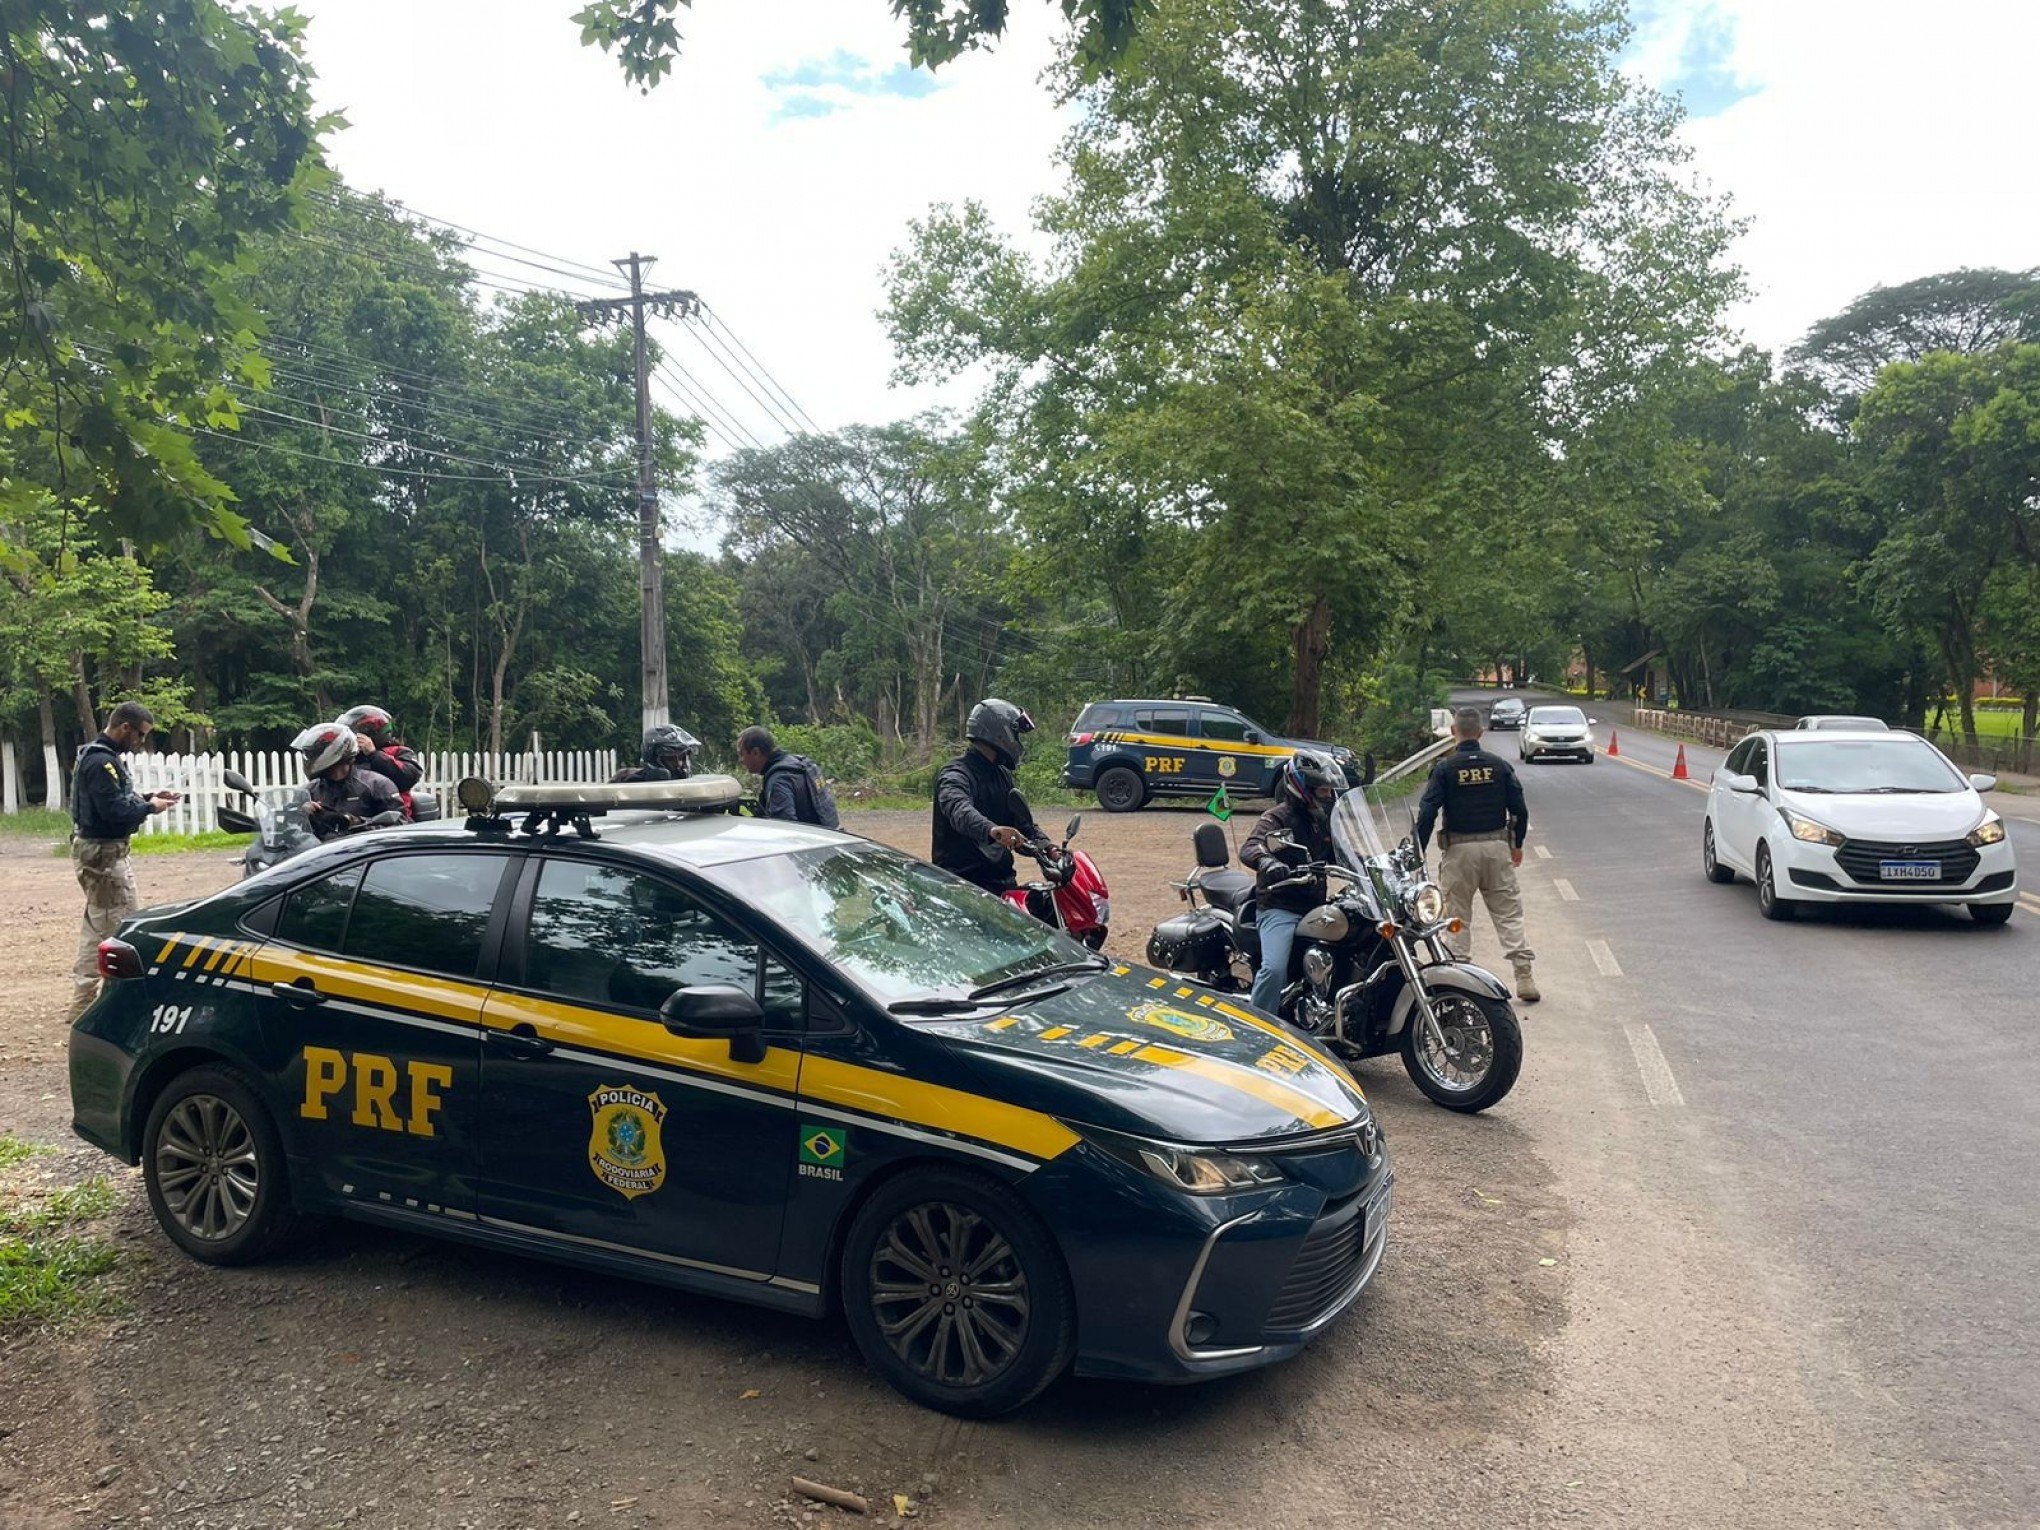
{"left": 762, "top": 45, "right": 944, "bottom": 120}
{"left": 1623, "top": 1, "right": 1760, "bottom": 118}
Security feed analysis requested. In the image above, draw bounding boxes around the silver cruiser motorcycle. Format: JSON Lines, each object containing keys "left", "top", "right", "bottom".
{"left": 1148, "top": 768, "right": 1523, "bottom": 1113}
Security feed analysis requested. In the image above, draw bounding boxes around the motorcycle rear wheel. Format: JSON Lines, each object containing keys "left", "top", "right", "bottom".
{"left": 1400, "top": 991, "right": 1521, "bottom": 1113}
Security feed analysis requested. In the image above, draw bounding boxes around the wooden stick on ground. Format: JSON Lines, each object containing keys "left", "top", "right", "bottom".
{"left": 791, "top": 1477, "right": 871, "bottom": 1515}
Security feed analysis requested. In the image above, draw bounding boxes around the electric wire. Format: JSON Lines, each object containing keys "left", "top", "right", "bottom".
{"left": 670, "top": 319, "right": 810, "bottom": 441}
{"left": 648, "top": 372, "right": 749, "bottom": 456}
{"left": 699, "top": 305, "right": 825, "bottom": 434}
{"left": 654, "top": 358, "right": 767, "bottom": 451}
{"left": 302, "top": 186, "right": 632, "bottom": 289}
{"left": 236, "top": 402, "right": 636, "bottom": 487}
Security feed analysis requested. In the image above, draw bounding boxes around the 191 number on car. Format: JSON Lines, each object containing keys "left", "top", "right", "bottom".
{"left": 149, "top": 1004, "right": 194, "bottom": 1035}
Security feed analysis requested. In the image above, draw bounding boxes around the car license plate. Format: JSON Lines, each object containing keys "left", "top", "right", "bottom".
{"left": 1879, "top": 860, "right": 1939, "bottom": 881}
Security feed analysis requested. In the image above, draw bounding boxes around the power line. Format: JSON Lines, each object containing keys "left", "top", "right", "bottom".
{"left": 654, "top": 358, "right": 767, "bottom": 451}
{"left": 303, "top": 186, "right": 631, "bottom": 289}
{"left": 649, "top": 371, "right": 750, "bottom": 456}
{"left": 672, "top": 319, "right": 808, "bottom": 440}
{"left": 256, "top": 338, "right": 616, "bottom": 438}
{"left": 236, "top": 402, "right": 635, "bottom": 487}
{"left": 700, "top": 306, "right": 824, "bottom": 434}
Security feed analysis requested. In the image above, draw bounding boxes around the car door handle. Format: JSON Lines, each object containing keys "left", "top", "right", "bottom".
{"left": 269, "top": 978, "right": 326, "bottom": 1008}
{"left": 486, "top": 1023, "right": 554, "bottom": 1059}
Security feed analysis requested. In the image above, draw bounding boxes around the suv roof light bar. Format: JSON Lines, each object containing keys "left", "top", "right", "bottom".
{"left": 458, "top": 774, "right": 746, "bottom": 839}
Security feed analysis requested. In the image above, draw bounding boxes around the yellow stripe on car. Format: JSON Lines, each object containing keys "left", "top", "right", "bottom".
{"left": 1129, "top": 1044, "right": 1347, "bottom": 1131}
{"left": 798, "top": 1056, "right": 1079, "bottom": 1163}
{"left": 1214, "top": 1001, "right": 1367, "bottom": 1103}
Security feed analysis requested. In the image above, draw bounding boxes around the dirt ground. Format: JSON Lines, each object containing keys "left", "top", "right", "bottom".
{"left": 0, "top": 806, "right": 1585, "bottom": 1530}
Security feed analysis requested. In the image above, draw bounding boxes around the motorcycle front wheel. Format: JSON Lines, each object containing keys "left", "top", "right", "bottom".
{"left": 1400, "top": 990, "right": 1522, "bottom": 1113}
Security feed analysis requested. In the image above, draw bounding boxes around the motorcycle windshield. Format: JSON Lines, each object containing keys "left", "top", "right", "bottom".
{"left": 1330, "top": 737, "right": 1456, "bottom": 874}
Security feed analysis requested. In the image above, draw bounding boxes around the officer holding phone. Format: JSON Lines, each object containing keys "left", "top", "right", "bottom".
{"left": 69, "top": 701, "right": 179, "bottom": 1019}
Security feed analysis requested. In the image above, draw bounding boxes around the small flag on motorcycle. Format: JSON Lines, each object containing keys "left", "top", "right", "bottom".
{"left": 1205, "top": 784, "right": 1231, "bottom": 822}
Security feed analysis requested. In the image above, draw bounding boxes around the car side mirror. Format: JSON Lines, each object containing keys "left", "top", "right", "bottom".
{"left": 1969, "top": 773, "right": 1998, "bottom": 793}
{"left": 222, "top": 768, "right": 255, "bottom": 796}
{"left": 1588, "top": 718, "right": 1600, "bottom": 726}
{"left": 660, "top": 985, "right": 767, "bottom": 1064}
{"left": 1719, "top": 771, "right": 1760, "bottom": 795}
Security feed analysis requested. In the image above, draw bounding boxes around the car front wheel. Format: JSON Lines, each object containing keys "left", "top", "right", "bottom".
{"left": 1094, "top": 766, "right": 1146, "bottom": 814}
{"left": 1756, "top": 842, "right": 1799, "bottom": 922}
{"left": 1703, "top": 820, "right": 1736, "bottom": 884}
{"left": 142, "top": 1063, "right": 302, "bottom": 1265}
{"left": 841, "top": 1169, "right": 1076, "bottom": 1417}
{"left": 1971, "top": 902, "right": 2014, "bottom": 927}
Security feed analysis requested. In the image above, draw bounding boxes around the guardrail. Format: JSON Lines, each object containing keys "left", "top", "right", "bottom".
{"left": 1633, "top": 709, "right": 1763, "bottom": 749}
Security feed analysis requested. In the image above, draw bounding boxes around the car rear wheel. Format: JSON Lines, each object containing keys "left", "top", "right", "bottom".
{"left": 1970, "top": 902, "right": 2014, "bottom": 927}
{"left": 1703, "top": 820, "right": 1736, "bottom": 884}
{"left": 841, "top": 1169, "right": 1075, "bottom": 1417}
{"left": 1094, "top": 767, "right": 1146, "bottom": 814}
{"left": 142, "top": 1064, "right": 302, "bottom": 1266}
{"left": 1756, "top": 842, "right": 1798, "bottom": 922}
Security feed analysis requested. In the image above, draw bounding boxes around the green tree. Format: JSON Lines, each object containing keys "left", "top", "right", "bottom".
{"left": 1792, "top": 268, "right": 2040, "bottom": 405}
{"left": 2, "top": 2, "right": 325, "bottom": 552}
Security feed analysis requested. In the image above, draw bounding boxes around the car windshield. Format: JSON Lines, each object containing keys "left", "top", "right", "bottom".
{"left": 1529, "top": 707, "right": 1585, "bottom": 726}
{"left": 1774, "top": 738, "right": 1965, "bottom": 794}
{"left": 712, "top": 842, "right": 1090, "bottom": 1006}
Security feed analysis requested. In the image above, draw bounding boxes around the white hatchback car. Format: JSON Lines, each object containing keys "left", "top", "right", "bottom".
{"left": 1703, "top": 730, "right": 2016, "bottom": 925}
{"left": 1518, "top": 705, "right": 1596, "bottom": 763}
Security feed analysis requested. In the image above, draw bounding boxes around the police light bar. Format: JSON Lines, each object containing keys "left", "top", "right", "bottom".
{"left": 479, "top": 775, "right": 745, "bottom": 815}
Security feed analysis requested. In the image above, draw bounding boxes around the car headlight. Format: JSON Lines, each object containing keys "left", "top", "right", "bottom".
{"left": 1410, "top": 881, "right": 1445, "bottom": 926}
{"left": 1968, "top": 814, "right": 2006, "bottom": 847}
{"left": 1779, "top": 807, "right": 1845, "bottom": 847}
{"left": 1078, "top": 1126, "right": 1285, "bottom": 1194}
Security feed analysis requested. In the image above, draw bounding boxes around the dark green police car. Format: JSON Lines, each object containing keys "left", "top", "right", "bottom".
{"left": 69, "top": 777, "right": 1390, "bottom": 1416}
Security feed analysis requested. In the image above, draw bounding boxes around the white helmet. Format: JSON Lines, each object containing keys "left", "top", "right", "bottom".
{"left": 291, "top": 721, "right": 359, "bottom": 778}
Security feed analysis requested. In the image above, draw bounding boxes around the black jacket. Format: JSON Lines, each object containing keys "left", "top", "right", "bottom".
{"left": 71, "top": 735, "right": 153, "bottom": 841}
{"left": 1415, "top": 740, "right": 1529, "bottom": 850}
{"left": 358, "top": 743, "right": 422, "bottom": 793}
{"left": 933, "top": 749, "right": 1039, "bottom": 893}
{"left": 306, "top": 768, "right": 402, "bottom": 839}
{"left": 1240, "top": 798, "right": 1336, "bottom": 914}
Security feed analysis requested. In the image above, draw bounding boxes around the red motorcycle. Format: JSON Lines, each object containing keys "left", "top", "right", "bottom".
{"left": 1004, "top": 812, "right": 1110, "bottom": 950}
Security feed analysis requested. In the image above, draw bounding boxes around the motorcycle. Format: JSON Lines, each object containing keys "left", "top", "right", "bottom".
{"left": 1146, "top": 774, "right": 1522, "bottom": 1113}
{"left": 1003, "top": 809, "right": 1110, "bottom": 950}
{"left": 217, "top": 768, "right": 415, "bottom": 879}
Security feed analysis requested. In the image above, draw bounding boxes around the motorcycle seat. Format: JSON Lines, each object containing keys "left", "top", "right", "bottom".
{"left": 1198, "top": 869, "right": 1255, "bottom": 913}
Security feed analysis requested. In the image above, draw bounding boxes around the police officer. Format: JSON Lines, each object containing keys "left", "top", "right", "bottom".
{"left": 1416, "top": 706, "right": 1537, "bottom": 1002}
{"left": 610, "top": 724, "right": 699, "bottom": 783}
{"left": 933, "top": 699, "right": 1041, "bottom": 894}
{"left": 69, "top": 701, "right": 179, "bottom": 1020}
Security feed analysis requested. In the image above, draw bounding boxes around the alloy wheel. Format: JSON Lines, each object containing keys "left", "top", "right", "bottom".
{"left": 869, "top": 1201, "right": 1031, "bottom": 1388}
{"left": 154, "top": 1094, "right": 260, "bottom": 1242}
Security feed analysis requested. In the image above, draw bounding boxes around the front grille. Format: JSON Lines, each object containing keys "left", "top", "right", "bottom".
{"left": 1833, "top": 837, "right": 1979, "bottom": 886}
{"left": 1265, "top": 1196, "right": 1367, "bottom": 1330}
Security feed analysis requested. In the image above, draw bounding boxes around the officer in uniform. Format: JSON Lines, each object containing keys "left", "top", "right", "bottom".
{"left": 1415, "top": 706, "right": 1537, "bottom": 1003}
{"left": 69, "top": 701, "right": 179, "bottom": 1019}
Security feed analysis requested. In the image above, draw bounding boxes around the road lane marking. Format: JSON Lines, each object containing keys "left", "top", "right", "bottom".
{"left": 1624, "top": 1024, "right": 1686, "bottom": 1107}
{"left": 1586, "top": 939, "right": 1622, "bottom": 977}
{"left": 1608, "top": 751, "right": 1710, "bottom": 795}
{"left": 1534, "top": 845, "right": 1552, "bottom": 860}
{"left": 1553, "top": 879, "right": 1580, "bottom": 902}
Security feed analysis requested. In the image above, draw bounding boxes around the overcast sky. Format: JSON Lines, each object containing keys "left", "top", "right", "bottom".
{"left": 301, "top": 0, "right": 2040, "bottom": 449}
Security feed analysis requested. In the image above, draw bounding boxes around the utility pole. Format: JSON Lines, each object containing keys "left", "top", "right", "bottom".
{"left": 574, "top": 255, "right": 700, "bottom": 734}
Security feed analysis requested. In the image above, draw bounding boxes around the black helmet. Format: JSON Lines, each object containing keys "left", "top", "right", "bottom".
{"left": 337, "top": 704, "right": 395, "bottom": 745}
{"left": 966, "top": 698, "right": 1035, "bottom": 769}
{"left": 642, "top": 723, "right": 700, "bottom": 776}
{"left": 291, "top": 721, "right": 358, "bottom": 778}
{"left": 1278, "top": 749, "right": 1343, "bottom": 826}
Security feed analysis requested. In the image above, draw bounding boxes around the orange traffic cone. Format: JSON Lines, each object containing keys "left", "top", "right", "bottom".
{"left": 1607, "top": 729, "right": 1620, "bottom": 758}
{"left": 1672, "top": 744, "right": 1689, "bottom": 779}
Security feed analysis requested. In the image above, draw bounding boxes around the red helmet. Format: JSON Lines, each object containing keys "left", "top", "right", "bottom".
{"left": 291, "top": 722, "right": 358, "bottom": 777}
{"left": 338, "top": 704, "right": 395, "bottom": 744}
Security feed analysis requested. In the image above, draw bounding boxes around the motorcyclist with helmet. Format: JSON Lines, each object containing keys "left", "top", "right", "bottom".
{"left": 1239, "top": 749, "right": 1344, "bottom": 1016}
{"left": 338, "top": 704, "right": 422, "bottom": 817}
{"left": 933, "top": 699, "right": 1042, "bottom": 895}
{"left": 611, "top": 724, "right": 700, "bottom": 783}
{"left": 292, "top": 721, "right": 403, "bottom": 840}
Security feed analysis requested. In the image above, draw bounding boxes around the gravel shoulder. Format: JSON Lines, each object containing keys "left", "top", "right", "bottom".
{"left": 0, "top": 805, "right": 1892, "bottom": 1528}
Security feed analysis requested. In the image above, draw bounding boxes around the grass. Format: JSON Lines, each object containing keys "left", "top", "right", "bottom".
{"left": 39, "top": 828, "right": 247, "bottom": 858}
{"left": 0, "top": 807, "right": 70, "bottom": 839}
{"left": 1927, "top": 709, "right": 2033, "bottom": 742}
{"left": 0, "top": 1164, "right": 122, "bottom": 1328}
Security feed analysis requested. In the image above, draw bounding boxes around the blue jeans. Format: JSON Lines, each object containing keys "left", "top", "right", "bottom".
{"left": 1251, "top": 906, "right": 1302, "bottom": 1017}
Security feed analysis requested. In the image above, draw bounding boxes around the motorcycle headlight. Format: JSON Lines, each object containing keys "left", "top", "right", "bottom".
{"left": 1078, "top": 1126, "right": 1284, "bottom": 1195}
{"left": 1410, "top": 881, "right": 1445, "bottom": 926}
{"left": 1968, "top": 813, "right": 2006, "bottom": 847}
{"left": 1779, "top": 807, "right": 1845, "bottom": 847}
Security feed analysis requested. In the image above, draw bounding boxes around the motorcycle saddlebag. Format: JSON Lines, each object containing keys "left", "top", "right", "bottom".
{"left": 1146, "top": 907, "right": 1232, "bottom": 975}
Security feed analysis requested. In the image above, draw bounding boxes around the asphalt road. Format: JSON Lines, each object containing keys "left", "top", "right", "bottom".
{"left": 1456, "top": 687, "right": 2040, "bottom": 1524}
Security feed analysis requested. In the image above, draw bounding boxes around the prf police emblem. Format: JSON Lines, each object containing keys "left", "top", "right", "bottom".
{"left": 1217, "top": 755, "right": 1237, "bottom": 779}
{"left": 587, "top": 1085, "right": 668, "bottom": 1200}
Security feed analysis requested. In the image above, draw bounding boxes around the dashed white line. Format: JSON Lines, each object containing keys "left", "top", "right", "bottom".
{"left": 1586, "top": 939, "right": 1622, "bottom": 977}
{"left": 1624, "top": 1023, "right": 1686, "bottom": 1107}
{"left": 1553, "top": 878, "right": 1579, "bottom": 902}
{"left": 1534, "top": 845, "right": 1553, "bottom": 861}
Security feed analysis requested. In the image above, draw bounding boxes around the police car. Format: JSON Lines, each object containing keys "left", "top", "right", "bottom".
{"left": 69, "top": 776, "right": 1390, "bottom": 1417}
{"left": 1062, "top": 698, "right": 1364, "bottom": 812}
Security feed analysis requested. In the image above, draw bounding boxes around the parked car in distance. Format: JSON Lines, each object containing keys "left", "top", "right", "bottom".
{"left": 1702, "top": 730, "right": 2015, "bottom": 925}
{"left": 1518, "top": 705, "right": 1596, "bottom": 763}
{"left": 1795, "top": 715, "right": 1889, "bottom": 731}
{"left": 1061, "top": 698, "right": 1364, "bottom": 813}
{"left": 1488, "top": 698, "right": 1527, "bottom": 731}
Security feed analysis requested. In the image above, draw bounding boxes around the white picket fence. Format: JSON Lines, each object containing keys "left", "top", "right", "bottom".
{"left": 117, "top": 748, "right": 619, "bottom": 837}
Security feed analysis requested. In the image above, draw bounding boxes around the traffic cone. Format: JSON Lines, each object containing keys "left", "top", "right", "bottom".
{"left": 1607, "top": 729, "right": 1620, "bottom": 758}
{"left": 1672, "top": 744, "right": 1689, "bottom": 779}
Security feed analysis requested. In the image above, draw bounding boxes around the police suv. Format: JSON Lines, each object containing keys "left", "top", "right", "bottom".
{"left": 1062, "top": 698, "right": 1364, "bottom": 812}
{"left": 69, "top": 776, "right": 1390, "bottom": 1416}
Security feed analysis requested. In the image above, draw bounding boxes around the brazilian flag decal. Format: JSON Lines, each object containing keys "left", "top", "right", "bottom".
{"left": 1206, "top": 784, "right": 1232, "bottom": 822}
{"left": 799, "top": 1124, "right": 845, "bottom": 1169}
